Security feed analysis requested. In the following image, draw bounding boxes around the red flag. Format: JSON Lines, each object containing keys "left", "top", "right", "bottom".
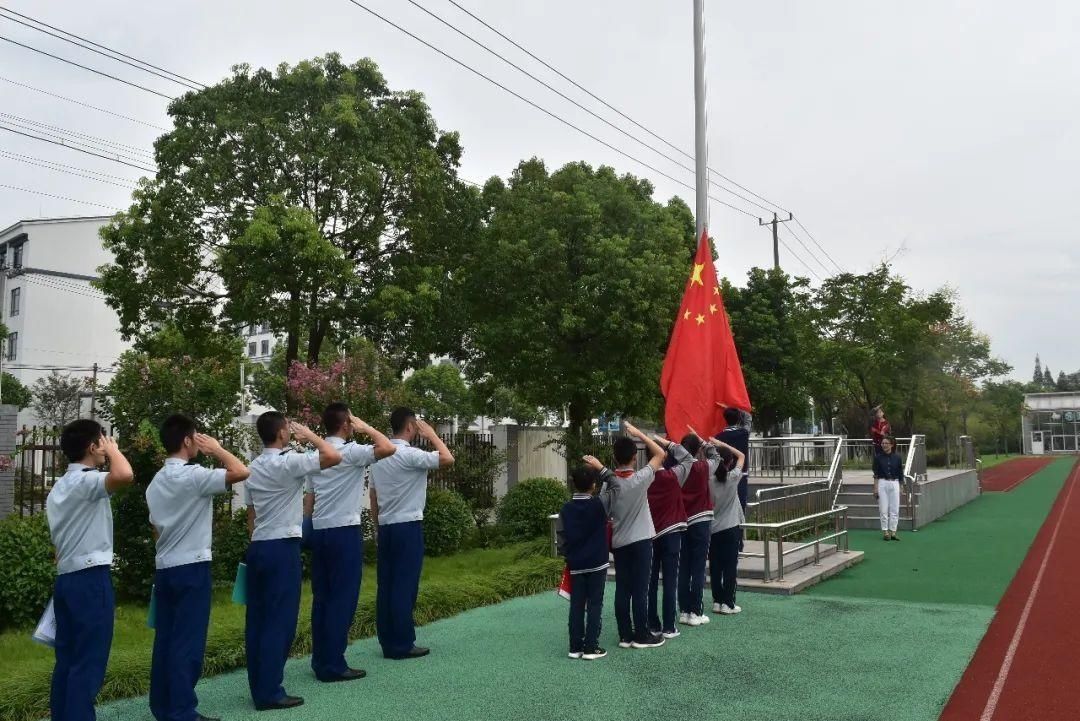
{"left": 660, "top": 230, "right": 751, "bottom": 438}
{"left": 557, "top": 566, "right": 573, "bottom": 600}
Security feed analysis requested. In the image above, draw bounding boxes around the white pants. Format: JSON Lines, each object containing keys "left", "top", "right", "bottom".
{"left": 878, "top": 479, "right": 900, "bottom": 532}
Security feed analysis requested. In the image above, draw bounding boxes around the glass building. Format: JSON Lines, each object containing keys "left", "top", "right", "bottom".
{"left": 1022, "top": 392, "right": 1080, "bottom": 454}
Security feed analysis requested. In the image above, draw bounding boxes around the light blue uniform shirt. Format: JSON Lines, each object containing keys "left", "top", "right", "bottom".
{"left": 47, "top": 463, "right": 113, "bottom": 575}
{"left": 305, "top": 437, "right": 376, "bottom": 530}
{"left": 369, "top": 438, "right": 440, "bottom": 526}
{"left": 146, "top": 458, "right": 228, "bottom": 569}
{"left": 245, "top": 448, "right": 321, "bottom": 542}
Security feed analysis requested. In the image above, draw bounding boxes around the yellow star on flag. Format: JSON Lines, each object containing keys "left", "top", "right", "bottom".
{"left": 713, "top": 286, "right": 720, "bottom": 296}
{"left": 690, "top": 263, "right": 705, "bottom": 286}
{"left": 695, "top": 313, "right": 705, "bottom": 325}
{"left": 709, "top": 304, "right": 718, "bottom": 314}
{"left": 683, "top": 309, "right": 691, "bottom": 321}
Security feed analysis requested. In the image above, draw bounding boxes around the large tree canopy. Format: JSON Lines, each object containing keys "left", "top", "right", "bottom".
{"left": 454, "top": 159, "right": 696, "bottom": 445}
{"left": 97, "top": 53, "right": 476, "bottom": 375}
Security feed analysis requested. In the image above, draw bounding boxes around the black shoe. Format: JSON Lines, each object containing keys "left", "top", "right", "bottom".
{"left": 387, "top": 646, "right": 430, "bottom": 660}
{"left": 197, "top": 715, "right": 221, "bottom": 721}
{"left": 582, "top": 647, "right": 607, "bottom": 660}
{"left": 323, "top": 668, "right": 367, "bottom": 682}
{"left": 631, "top": 632, "right": 666, "bottom": 649}
{"left": 255, "top": 696, "right": 304, "bottom": 711}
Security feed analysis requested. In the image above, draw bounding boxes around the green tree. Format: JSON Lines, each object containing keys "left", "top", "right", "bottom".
{"left": 30, "top": 372, "right": 85, "bottom": 427}
{"left": 0, "top": 373, "right": 32, "bottom": 409}
{"left": 1033, "top": 355, "right": 1043, "bottom": 386}
{"left": 404, "top": 363, "right": 472, "bottom": 427}
{"left": 454, "top": 159, "right": 695, "bottom": 452}
{"left": 980, "top": 380, "right": 1025, "bottom": 454}
{"left": 97, "top": 53, "right": 478, "bottom": 378}
{"left": 721, "top": 268, "right": 814, "bottom": 434}
{"left": 471, "top": 380, "right": 545, "bottom": 427}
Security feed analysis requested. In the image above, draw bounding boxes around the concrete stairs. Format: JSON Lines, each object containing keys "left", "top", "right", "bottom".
{"left": 834, "top": 480, "right": 914, "bottom": 531}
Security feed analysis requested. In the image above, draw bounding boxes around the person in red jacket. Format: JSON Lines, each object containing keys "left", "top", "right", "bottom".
{"left": 870, "top": 406, "right": 891, "bottom": 457}
{"left": 677, "top": 432, "right": 720, "bottom": 627}
{"left": 646, "top": 437, "right": 696, "bottom": 638}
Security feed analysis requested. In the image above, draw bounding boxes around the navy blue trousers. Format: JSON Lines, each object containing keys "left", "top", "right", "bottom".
{"left": 245, "top": 538, "right": 301, "bottom": 707}
{"left": 51, "top": 565, "right": 114, "bottom": 721}
{"left": 310, "top": 525, "right": 363, "bottom": 680}
{"left": 568, "top": 569, "right": 606, "bottom": 653}
{"left": 710, "top": 526, "right": 740, "bottom": 607}
{"left": 149, "top": 562, "right": 211, "bottom": 721}
{"left": 678, "top": 522, "right": 710, "bottom": 615}
{"left": 376, "top": 521, "right": 424, "bottom": 658}
{"left": 612, "top": 539, "right": 652, "bottom": 643}
{"left": 648, "top": 531, "right": 683, "bottom": 633}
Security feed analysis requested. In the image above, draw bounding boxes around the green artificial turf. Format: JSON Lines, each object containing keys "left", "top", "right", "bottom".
{"left": 809, "top": 457, "right": 1074, "bottom": 606}
{"left": 93, "top": 591, "right": 991, "bottom": 721}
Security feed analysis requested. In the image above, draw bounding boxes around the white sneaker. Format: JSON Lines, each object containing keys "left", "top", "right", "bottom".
{"left": 686, "top": 613, "right": 703, "bottom": 626}
{"left": 712, "top": 602, "right": 723, "bottom": 614}
{"left": 719, "top": 604, "right": 742, "bottom": 615}
{"left": 678, "top": 612, "right": 691, "bottom": 625}
{"left": 618, "top": 640, "right": 633, "bottom": 649}
{"left": 662, "top": 629, "right": 681, "bottom": 639}
{"left": 568, "top": 651, "right": 583, "bottom": 659}
{"left": 697, "top": 613, "right": 710, "bottom": 624}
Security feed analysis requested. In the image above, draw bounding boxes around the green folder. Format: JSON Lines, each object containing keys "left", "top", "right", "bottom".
{"left": 232, "top": 562, "right": 247, "bottom": 605}
{"left": 147, "top": 585, "right": 157, "bottom": 629}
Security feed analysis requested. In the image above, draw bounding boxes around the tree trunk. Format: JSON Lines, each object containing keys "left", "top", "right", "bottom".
{"left": 284, "top": 290, "right": 302, "bottom": 412}
{"left": 566, "top": 396, "right": 591, "bottom": 476}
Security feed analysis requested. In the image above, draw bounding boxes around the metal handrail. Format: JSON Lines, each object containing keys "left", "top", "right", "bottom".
{"left": 740, "top": 505, "right": 850, "bottom": 582}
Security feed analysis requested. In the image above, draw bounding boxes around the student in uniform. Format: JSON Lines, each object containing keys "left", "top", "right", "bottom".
{"left": 716, "top": 403, "right": 752, "bottom": 510}
{"left": 304, "top": 403, "right": 395, "bottom": 682}
{"left": 646, "top": 437, "right": 695, "bottom": 639}
{"left": 46, "top": 420, "right": 134, "bottom": 721}
{"left": 600, "top": 421, "right": 667, "bottom": 650}
{"left": 244, "top": 413, "right": 342, "bottom": 711}
{"left": 678, "top": 432, "right": 719, "bottom": 627}
{"left": 873, "top": 436, "right": 904, "bottom": 541}
{"left": 706, "top": 437, "right": 746, "bottom": 616}
{"left": 146, "top": 415, "right": 250, "bottom": 721}
{"left": 556, "top": 463, "right": 614, "bottom": 661}
{"left": 369, "top": 408, "right": 454, "bottom": 660}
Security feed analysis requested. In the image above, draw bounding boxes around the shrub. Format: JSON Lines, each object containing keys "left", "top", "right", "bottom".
{"left": 496, "top": 477, "right": 569, "bottom": 542}
{"left": 211, "top": 507, "right": 249, "bottom": 584}
{"left": 423, "top": 488, "right": 473, "bottom": 556}
{"left": 0, "top": 514, "right": 54, "bottom": 629}
{"left": 434, "top": 440, "right": 506, "bottom": 526}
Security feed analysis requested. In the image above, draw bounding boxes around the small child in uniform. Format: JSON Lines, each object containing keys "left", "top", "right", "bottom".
{"left": 705, "top": 438, "right": 746, "bottom": 615}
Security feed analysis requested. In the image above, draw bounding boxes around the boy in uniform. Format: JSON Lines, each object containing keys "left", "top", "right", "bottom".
{"left": 599, "top": 422, "right": 666, "bottom": 650}
{"left": 678, "top": 432, "right": 721, "bottom": 627}
{"left": 46, "top": 420, "right": 134, "bottom": 721}
{"left": 646, "top": 436, "right": 695, "bottom": 638}
{"left": 146, "top": 415, "right": 250, "bottom": 721}
{"left": 305, "top": 403, "right": 395, "bottom": 682}
{"left": 244, "top": 412, "right": 342, "bottom": 711}
{"left": 369, "top": 408, "right": 454, "bottom": 660}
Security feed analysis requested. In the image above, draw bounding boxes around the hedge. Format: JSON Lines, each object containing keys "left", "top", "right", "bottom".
{"left": 422, "top": 488, "right": 473, "bottom": 556}
{"left": 496, "top": 477, "right": 569, "bottom": 541}
{"left": 0, "top": 545, "right": 562, "bottom": 721}
{"left": 0, "top": 514, "right": 54, "bottom": 630}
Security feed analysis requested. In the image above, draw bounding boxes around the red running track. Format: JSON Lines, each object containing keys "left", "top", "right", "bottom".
{"left": 940, "top": 459, "right": 1080, "bottom": 721}
{"left": 980, "top": 457, "right": 1054, "bottom": 492}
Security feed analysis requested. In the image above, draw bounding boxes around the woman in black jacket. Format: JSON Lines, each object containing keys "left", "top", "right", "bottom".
{"left": 873, "top": 437, "right": 904, "bottom": 541}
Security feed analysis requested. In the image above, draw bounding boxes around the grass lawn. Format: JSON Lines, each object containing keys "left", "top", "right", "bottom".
{"left": 0, "top": 542, "right": 559, "bottom": 721}
{"left": 979, "top": 453, "right": 1020, "bottom": 469}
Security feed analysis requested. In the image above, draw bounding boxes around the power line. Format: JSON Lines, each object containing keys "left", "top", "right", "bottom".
{"left": 0, "top": 112, "right": 155, "bottom": 159}
{"left": 793, "top": 216, "right": 845, "bottom": 274}
{"left": 0, "top": 9, "right": 202, "bottom": 92}
{"left": 402, "top": 0, "right": 775, "bottom": 216}
{"left": 0, "top": 150, "right": 141, "bottom": 185}
{"left": 0, "top": 152, "right": 139, "bottom": 190}
{"left": 0, "top": 34, "right": 174, "bottom": 100}
{"left": 781, "top": 222, "right": 833, "bottom": 277}
{"left": 0, "top": 75, "right": 169, "bottom": 131}
{"left": 20, "top": 274, "right": 110, "bottom": 300}
{"left": 0, "top": 123, "right": 157, "bottom": 173}
{"left": 775, "top": 234, "right": 822, "bottom": 282}
{"left": 443, "top": 0, "right": 793, "bottom": 217}
{"left": 0, "top": 6, "right": 205, "bottom": 89}
{"left": 21, "top": 276, "right": 112, "bottom": 302}
{"left": 0, "top": 183, "right": 121, "bottom": 211}
{"left": 342, "top": 0, "right": 759, "bottom": 220}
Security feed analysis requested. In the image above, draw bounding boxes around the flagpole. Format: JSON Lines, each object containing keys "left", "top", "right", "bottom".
{"left": 693, "top": 0, "right": 709, "bottom": 240}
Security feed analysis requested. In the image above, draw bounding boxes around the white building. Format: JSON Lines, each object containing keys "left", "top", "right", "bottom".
{"left": 0, "top": 216, "right": 130, "bottom": 427}
{"left": 242, "top": 323, "right": 279, "bottom": 366}
{"left": 1022, "top": 392, "right": 1080, "bottom": 455}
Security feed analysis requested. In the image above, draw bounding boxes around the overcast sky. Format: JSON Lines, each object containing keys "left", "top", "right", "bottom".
{"left": 1, "top": 0, "right": 1076, "bottom": 381}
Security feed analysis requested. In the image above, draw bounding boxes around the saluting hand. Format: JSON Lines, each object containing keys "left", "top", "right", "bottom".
{"left": 415, "top": 419, "right": 438, "bottom": 441}
{"left": 622, "top": 421, "right": 643, "bottom": 439}
{"left": 194, "top": 433, "right": 224, "bottom": 456}
{"left": 582, "top": 455, "right": 603, "bottom": 471}
{"left": 289, "top": 422, "right": 317, "bottom": 443}
{"left": 349, "top": 414, "right": 372, "bottom": 435}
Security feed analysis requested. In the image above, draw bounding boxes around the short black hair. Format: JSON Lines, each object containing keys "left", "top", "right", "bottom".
{"left": 570, "top": 466, "right": 598, "bottom": 493}
{"left": 60, "top": 419, "right": 104, "bottom": 463}
{"left": 322, "top": 402, "right": 350, "bottom": 437}
{"left": 256, "top": 411, "right": 288, "bottom": 445}
{"left": 680, "top": 433, "right": 702, "bottom": 457}
{"left": 390, "top": 407, "right": 416, "bottom": 435}
{"left": 723, "top": 407, "right": 741, "bottom": 426}
{"left": 613, "top": 436, "right": 638, "bottom": 466}
{"left": 160, "top": 414, "right": 196, "bottom": 454}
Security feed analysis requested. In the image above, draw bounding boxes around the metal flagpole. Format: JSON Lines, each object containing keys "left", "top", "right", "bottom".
{"left": 693, "top": 0, "right": 709, "bottom": 240}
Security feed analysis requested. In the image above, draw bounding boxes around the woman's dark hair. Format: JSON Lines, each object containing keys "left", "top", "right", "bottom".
{"left": 680, "top": 433, "right": 702, "bottom": 457}
{"left": 714, "top": 446, "right": 736, "bottom": 481}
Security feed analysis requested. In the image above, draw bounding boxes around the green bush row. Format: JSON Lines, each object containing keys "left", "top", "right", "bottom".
{"left": 0, "top": 549, "right": 562, "bottom": 721}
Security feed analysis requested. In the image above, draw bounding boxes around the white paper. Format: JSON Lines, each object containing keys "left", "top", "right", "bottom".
{"left": 32, "top": 597, "right": 57, "bottom": 648}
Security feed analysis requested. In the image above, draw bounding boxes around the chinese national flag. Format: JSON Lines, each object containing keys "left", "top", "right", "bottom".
{"left": 557, "top": 566, "right": 573, "bottom": 600}
{"left": 660, "top": 230, "right": 751, "bottom": 438}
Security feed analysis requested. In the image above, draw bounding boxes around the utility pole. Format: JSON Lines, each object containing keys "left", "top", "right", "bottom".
{"left": 759, "top": 212, "right": 795, "bottom": 270}
{"left": 692, "top": 0, "right": 709, "bottom": 240}
{"left": 89, "top": 362, "right": 98, "bottom": 420}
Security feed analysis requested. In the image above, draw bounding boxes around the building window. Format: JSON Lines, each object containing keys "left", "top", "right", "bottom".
{"left": 0, "top": 245, "right": 6, "bottom": 269}
{"left": 11, "top": 244, "right": 23, "bottom": 269}
{"left": 260, "top": 340, "right": 269, "bottom": 356}
{"left": 259, "top": 322, "right": 270, "bottom": 334}
{"left": 9, "top": 287, "right": 19, "bottom": 317}
{"left": 5, "top": 332, "right": 16, "bottom": 361}
{"left": 248, "top": 342, "right": 256, "bottom": 357}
